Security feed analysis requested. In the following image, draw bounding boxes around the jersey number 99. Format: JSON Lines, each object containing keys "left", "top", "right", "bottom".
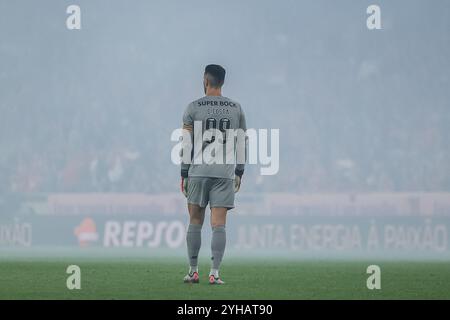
{"left": 205, "top": 117, "right": 231, "bottom": 143}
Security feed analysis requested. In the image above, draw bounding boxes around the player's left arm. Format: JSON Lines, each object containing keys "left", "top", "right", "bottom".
{"left": 180, "top": 104, "right": 194, "bottom": 197}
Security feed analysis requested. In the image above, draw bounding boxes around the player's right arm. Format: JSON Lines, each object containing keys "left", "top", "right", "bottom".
{"left": 234, "top": 105, "right": 247, "bottom": 192}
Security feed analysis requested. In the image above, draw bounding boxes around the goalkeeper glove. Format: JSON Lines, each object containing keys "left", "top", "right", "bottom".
{"left": 234, "top": 175, "right": 241, "bottom": 193}
{"left": 181, "top": 177, "right": 188, "bottom": 198}
{"left": 234, "top": 168, "right": 244, "bottom": 193}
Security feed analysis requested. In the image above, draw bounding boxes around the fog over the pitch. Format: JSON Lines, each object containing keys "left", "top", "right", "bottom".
{"left": 0, "top": 0, "right": 449, "bottom": 259}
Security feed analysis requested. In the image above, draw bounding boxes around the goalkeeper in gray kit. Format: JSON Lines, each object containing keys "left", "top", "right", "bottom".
{"left": 180, "top": 64, "right": 247, "bottom": 285}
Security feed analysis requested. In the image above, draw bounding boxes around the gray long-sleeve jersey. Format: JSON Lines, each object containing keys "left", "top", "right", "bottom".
{"left": 181, "top": 95, "right": 247, "bottom": 180}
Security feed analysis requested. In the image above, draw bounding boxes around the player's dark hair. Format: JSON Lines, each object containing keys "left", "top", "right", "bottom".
{"left": 204, "top": 64, "right": 226, "bottom": 88}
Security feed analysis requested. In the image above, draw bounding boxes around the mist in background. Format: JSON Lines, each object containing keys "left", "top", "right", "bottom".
{"left": 0, "top": 0, "right": 449, "bottom": 259}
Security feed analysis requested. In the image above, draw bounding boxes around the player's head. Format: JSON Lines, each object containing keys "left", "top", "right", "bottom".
{"left": 204, "top": 64, "right": 226, "bottom": 94}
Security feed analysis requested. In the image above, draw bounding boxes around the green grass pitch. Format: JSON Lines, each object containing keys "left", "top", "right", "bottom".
{"left": 0, "top": 258, "right": 449, "bottom": 299}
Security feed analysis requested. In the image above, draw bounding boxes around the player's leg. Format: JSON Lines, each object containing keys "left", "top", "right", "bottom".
{"left": 186, "top": 204, "right": 205, "bottom": 278}
{"left": 209, "top": 178, "right": 234, "bottom": 284}
{"left": 209, "top": 207, "right": 227, "bottom": 284}
{"left": 184, "top": 177, "right": 208, "bottom": 283}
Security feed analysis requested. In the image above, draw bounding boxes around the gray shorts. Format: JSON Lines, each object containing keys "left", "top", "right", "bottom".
{"left": 187, "top": 177, "right": 235, "bottom": 209}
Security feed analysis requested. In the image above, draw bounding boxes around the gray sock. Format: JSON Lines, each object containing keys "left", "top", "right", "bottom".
{"left": 211, "top": 225, "right": 226, "bottom": 270}
{"left": 186, "top": 224, "right": 202, "bottom": 268}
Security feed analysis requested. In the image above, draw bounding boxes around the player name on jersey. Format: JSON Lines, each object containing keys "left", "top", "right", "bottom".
{"left": 207, "top": 107, "right": 230, "bottom": 116}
